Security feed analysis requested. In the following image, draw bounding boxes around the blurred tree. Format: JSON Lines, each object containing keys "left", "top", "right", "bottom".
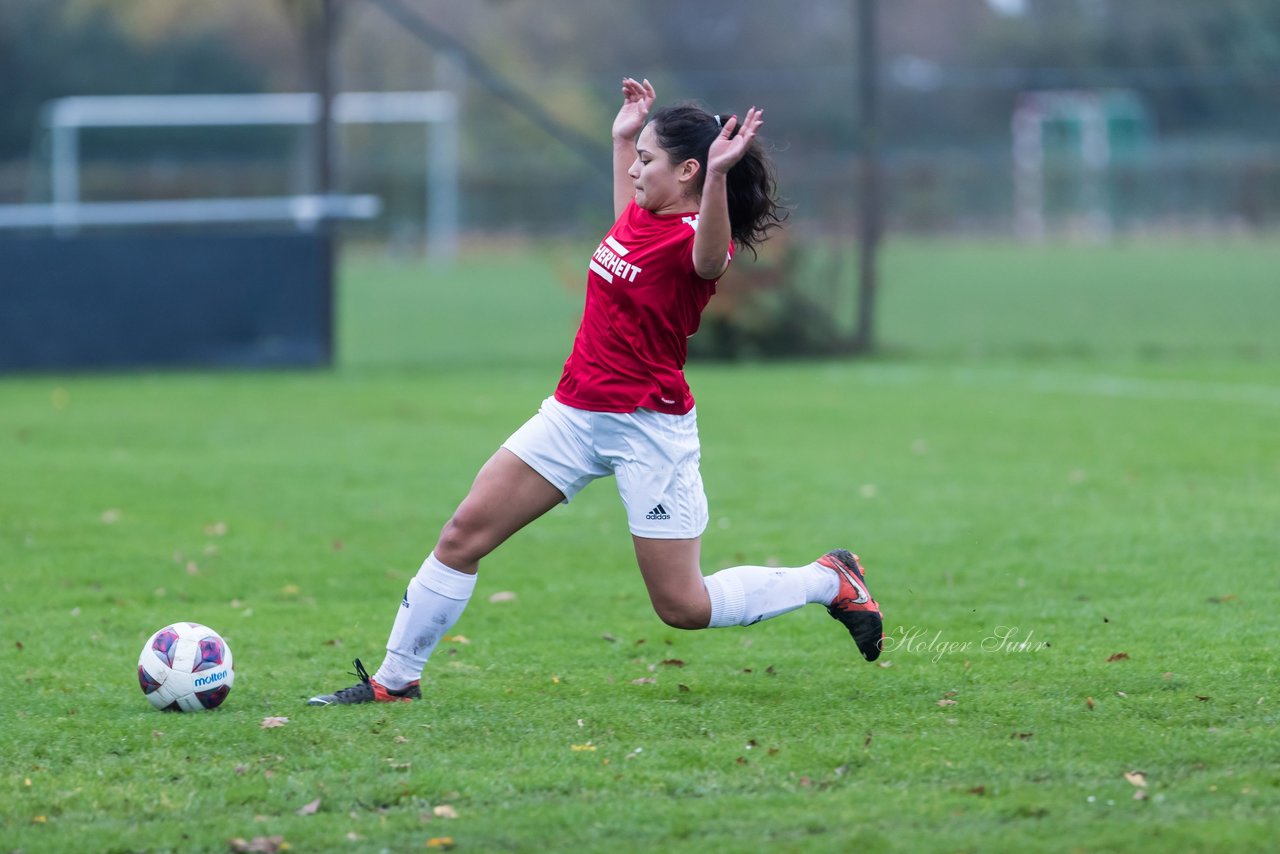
{"left": 0, "top": 0, "right": 276, "bottom": 160}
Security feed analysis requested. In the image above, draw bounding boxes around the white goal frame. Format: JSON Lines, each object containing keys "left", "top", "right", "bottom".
{"left": 22, "top": 91, "right": 458, "bottom": 261}
{"left": 1012, "top": 89, "right": 1113, "bottom": 241}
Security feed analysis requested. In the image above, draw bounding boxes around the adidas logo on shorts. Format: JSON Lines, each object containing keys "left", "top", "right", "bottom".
{"left": 645, "top": 503, "right": 671, "bottom": 521}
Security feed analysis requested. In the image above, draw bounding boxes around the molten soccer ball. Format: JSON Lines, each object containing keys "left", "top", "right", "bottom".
{"left": 137, "top": 622, "right": 235, "bottom": 711}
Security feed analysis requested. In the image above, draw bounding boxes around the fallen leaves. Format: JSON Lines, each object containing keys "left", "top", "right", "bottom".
{"left": 228, "top": 836, "right": 286, "bottom": 853}
{"left": 1125, "top": 770, "right": 1150, "bottom": 801}
{"left": 260, "top": 717, "right": 289, "bottom": 729}
{"left": 488, "top": 591, "right": 517, "bottom": 603}
{"left": 1106, "top": 652, "right": 1130, "bottom": 663}
{"left": 295, "top": 798, "right": 321, "bottom": 816}
{"left": 432, "top": 805, "right": 459, "bottom": 820}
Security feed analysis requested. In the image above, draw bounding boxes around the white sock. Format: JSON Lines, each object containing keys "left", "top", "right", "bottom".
{"left": 703, "top": 562, "right": 838, "bottom": 628}
{"left": 374, "top": 552, "right": 477, "bottom": 689}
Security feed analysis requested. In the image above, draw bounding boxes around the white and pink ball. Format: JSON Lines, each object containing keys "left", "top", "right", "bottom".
{"left": 137, "top": 622, "right": 235, "bottom": 712}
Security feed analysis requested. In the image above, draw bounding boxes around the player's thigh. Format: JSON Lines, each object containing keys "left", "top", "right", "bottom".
{"left": 439, "top": 448, "right": 565, "bottom": 563}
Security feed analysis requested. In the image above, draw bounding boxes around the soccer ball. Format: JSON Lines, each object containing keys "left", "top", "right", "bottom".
{"left": 137, "top": 622, "right": 235, "bottom": 711}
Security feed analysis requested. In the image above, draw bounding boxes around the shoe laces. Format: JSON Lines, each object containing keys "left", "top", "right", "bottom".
{"left": 330, "top": 658, "right": 374, "bottom": 701}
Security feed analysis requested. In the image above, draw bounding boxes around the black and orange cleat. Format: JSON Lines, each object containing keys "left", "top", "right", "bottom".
{"left": 817, "top": 549, "right": 884, "bottom": 662}
{"left": 306, "top": 658, "right": 420, "bottom": 706}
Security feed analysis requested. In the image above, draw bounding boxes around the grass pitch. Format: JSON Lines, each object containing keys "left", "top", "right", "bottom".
{"left": 2, "top": 238, "right": 1278, "bottom": 852}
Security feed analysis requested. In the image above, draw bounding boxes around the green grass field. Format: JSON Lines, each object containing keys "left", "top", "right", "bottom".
{"left": 2, "top": 238, "right": 1278, "bottom": 852}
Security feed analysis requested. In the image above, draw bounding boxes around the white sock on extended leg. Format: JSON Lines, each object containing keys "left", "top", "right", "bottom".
{"left": 703, "top": 562, "right": 838, "bottom": 628}
{"left": 374, "top": 552, "right": 477, "bottom": 689}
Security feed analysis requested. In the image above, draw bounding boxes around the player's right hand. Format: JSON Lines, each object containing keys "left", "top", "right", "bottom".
{"left": 612, "top": 77, "right": 655, "bottom": 141}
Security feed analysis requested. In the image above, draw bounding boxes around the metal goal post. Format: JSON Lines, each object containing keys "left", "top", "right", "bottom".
{"left": 28, "top": 90, "right": 459, "bottom": 261}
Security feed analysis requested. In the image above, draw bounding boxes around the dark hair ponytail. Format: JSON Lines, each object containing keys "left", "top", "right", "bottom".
{"left": 647, "top": 103, "right": 787, "bottom": 258}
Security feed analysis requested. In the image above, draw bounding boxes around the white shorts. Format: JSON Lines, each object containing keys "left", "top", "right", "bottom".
{"left": 501, "top": 396, "right": 709, "bottom": 539}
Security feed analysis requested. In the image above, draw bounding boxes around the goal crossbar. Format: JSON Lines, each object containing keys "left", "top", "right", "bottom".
{"left": 34, "top": 91, "right": 458, "bottom": 260}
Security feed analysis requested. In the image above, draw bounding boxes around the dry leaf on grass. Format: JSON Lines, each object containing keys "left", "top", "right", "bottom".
{"left": 488, "top": 591, "right": 517, "bottom": 603}
{"left": 432, "top": 805, "right": 459, "bottom": 819}
{"left": 936, "top": 699, "right": 958, "bottom": 707}
{"left": 295, "top": 798, "right": 321, "bottom": 816}
{"left": 228, "top": 836, "right": 285, "bottom": 853}
{"left": 1106, "top": 652, "right": 1130, "bottom": 662}
{"left": 259, "top": 717, "right": 289, "bottom": 729}
{"left": 426, "top": 838, "right": 455, "bottom": 850}
{"left": 1124, "top": 771, "right": 1147, "bottom": 788}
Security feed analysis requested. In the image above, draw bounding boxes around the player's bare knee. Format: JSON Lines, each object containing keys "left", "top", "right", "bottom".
{"left": 435, "top": 514, "right": 487, "bottom": 567}
{"left": 654, "top": 601, "right": 708, "bottom": 630}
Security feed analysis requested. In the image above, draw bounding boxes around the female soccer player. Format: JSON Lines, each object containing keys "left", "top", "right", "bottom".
{"left": 309, "top": 78, "right": 883, "bottom": 705}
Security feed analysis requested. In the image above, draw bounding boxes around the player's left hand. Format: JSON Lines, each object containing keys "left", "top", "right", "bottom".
{"left": 707, "top": 107, "right": 762, "bottom": 175}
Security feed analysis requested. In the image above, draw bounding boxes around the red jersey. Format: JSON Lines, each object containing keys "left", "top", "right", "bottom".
{"left": 555, "top": 200, "right": 731, "bottom": 415}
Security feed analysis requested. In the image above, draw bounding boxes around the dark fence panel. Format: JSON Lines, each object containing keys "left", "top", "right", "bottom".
{"left": 0, "top": 232, "right": 332, "bottom": 371}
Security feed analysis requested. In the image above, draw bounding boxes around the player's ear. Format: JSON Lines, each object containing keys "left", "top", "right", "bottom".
{"left": 678, "top": 157, "right": 701, "bottom": 184}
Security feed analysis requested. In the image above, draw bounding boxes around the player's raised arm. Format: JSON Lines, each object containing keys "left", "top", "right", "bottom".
{"left": 692, "top": 107, "right": 763, "bottom": 280}
{"left": 612, "top": 77, "right": 656, "bottom": 220}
